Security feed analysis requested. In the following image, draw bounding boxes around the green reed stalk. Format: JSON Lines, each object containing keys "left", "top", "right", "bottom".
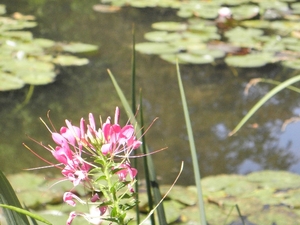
{"left": 229, "top": 74, "right": 300, "bottom": 136}
{"left": 176, "top": 62, "right": 207, "bottom": 225}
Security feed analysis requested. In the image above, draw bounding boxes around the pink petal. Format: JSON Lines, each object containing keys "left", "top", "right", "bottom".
{"left": 66, "top": 211, "right": 77, "bottom": 225}
{"left": 63, "top": 192, "right": 76, "bottom": 207}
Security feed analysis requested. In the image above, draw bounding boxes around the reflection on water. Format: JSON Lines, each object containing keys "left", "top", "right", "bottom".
{"left": 1, "top": 0, "right": 300, "bottom": 185}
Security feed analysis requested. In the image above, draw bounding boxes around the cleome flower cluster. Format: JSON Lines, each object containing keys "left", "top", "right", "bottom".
{"left": 45, "top": 107, "right": 141, "bottom": 225}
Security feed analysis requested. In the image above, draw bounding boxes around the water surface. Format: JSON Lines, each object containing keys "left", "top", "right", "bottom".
{"left": 1, "top": 0, "right": 300, "bottom": 185}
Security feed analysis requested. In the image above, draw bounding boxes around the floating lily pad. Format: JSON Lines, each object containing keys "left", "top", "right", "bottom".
{"left": 135, "top": 42, "right": 179, "bottom": 54}
{"left": 241, "top": 20, "right": 271, "bottom": 29}
{"left": 152, "top": 21, "right": 187, "bottom": 32}
{"left": 0, "top": 72, "right": 24, "bottom": 91}
{"left": 17, "top": 70, "right": 56, "bottom": 85}
{"left": 177, "top": 53, "right": 214, "bottom": 64}
{"left": 0, "top": 4, "right": 6, "bottom": 15}
{"left": 193, "top": 7, "right": 219, "bottom": 19}
{"left": 61, "top": 42, "right": 98, "bottom": 53}
{"left": 144, "top": 31, "right": 181, "bottom": 42}
{"left": 159, "top": 53, "right": 188, "bottom": 64}
{"left": 52, "top": 55, "right": 89, "bottom": 66}
{"left": 248, "top": 206, "right": 300, "bottom": 225}
{"left": 225, "top": 53, "right": 274, "bottom": 68}
{"left": 225, "top": 27, "right": 264, "bottom": 39}
{"left": 231, "top": 4, "right": 260, "bottom": 20}
{"left": 246, "top": 170, "right": 300, "bottom": 189}
{"left": 32, "top": 38, "right": 56, "bottom": 48}
{"left": 177, "top": 9, "right": 193, "bottom": 18}
{"left": 1, "top": 31, "right": 33, "bottom": 41}
{"left": 282, "top": 59, "right": 300, "bottom": 69}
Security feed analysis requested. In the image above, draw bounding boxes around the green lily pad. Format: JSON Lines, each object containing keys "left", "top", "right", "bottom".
{"left": 0, "top": 72, "right": 24, "bottom": 91}
{"left": 231, "top": 4, "right": 260, "bottom": 20}
{"left": 1, "top": 31, "right": 33, "bottom": 41}
{"left": 144, "top": 31, "right": 181, "bottom": 42}
{"left": 160, "top": 185, "right": 197, "bottom": 206}
{"left": 177, "top": 9, "right": 193, "bottom": 18}
{"left": 130, "top": 0, "right": 157, "bottom": 8}
{"left": 188, "top": 47, "right": 226, "bottom": 58}
{"left": 246, "top": 170, "right": 300, "bottom": 189}
{"left": 270, "top": 21, "right": 300, "bottom": 35}
{"left": 241, "top": 20, "right": 271, "bottom": 29}
{"left": 159, "top": 53, "right": 188, "bottom": 64}
{"left": 248, "top": 206, "right": 300, "bottom": 225}
{"left": 32, "top": 38, "right": 56, "bottom": 48}
{"left": 0, "top": 4, "right": 6, "bottom": 15}
{"left": 52, "top": 55, "right": 89, "bottom": 66}
{"left": 282, "top": 59, "right": 300, "bottom": 69}
{"left": 135, "top": 42, "right": 179, "bottom": 54}
{"left": 152, "top": 21, "right": 187, "bottom": 32}
{"left": 61, "top": 42, "right": 98, "bottom": 53}
{"left": 177, "top": 53, "right": 214, "bottom": 64}
{"left": 17, "top": 70, "right": 56, "bottom": 85}
{"left": 225, "top": 53, "right": 274, "bottom": 68}
{"left": 193, "top": 7, "right": 219, "bottom": 19}
{"left": 202, "top": 174, "right": 244, "bottom": 192}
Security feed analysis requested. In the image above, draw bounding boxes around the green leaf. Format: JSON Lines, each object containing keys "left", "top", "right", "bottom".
{"left": 0, "top": 170, "right": 30, "bottom": 225}
{"left": 0, "top": 204, "right": 52, "bottom": 225}
{"left": 61, "top": 42, "right": 98, "bottom": 53}
{"left": 152, "top": 21, "right": 187, "bottom": 32}
{"left": 176, "top": 62, "right": 207, "bottom": 225}
{"left": 229, "top": 74, "right": 300, "bottom": 136}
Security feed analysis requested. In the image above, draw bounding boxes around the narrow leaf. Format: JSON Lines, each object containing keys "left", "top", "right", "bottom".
{"left": 0, "top": 204, "right": 52, "bottom": 225}
{"left": 0, "top": 169, "right": 30, "bottom": 225}
{"left": 229, "top": 74, "right": 300, "bottom": 136}
{"left": 176, "top": 62, "right": 207, "bottom": 225}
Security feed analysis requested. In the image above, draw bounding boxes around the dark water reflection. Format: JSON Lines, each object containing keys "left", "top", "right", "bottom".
{"left": 1, "top": 0, "right": 300, "bottom": 185}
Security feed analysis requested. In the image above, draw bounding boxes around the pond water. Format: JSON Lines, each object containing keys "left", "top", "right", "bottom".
{"left": 1, "top": 0, "right": 300, "bottom": 185}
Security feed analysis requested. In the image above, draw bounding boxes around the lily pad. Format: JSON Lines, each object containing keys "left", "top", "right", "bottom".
{"left": 231, "top": 4, "right": 260, "bottom": 20}
{"left": 159, "top": 53, "right": 188, "bottom": 64}
{"left": 225, "top": 53, "right": 274, "bottom": 68}
{"left": 135, "top": 42, "right": 179, "bottom": 54}
{"left": 144, "top": 31, "right": 181, "bottom": 42}
{"left": 152, "top": 21, "right": 187, "bottom": 32}
{"left": 246, "top": 170, "right": 300, "bottom": 189}
{"left": 32, "top": 38, "right": 56, "bottom": 48}
{"left": 61, "top": 42, "right": 98, "bottom": 53}
{"left": 177, "top": 53, "right": 214, "bottom": 64}
{"left": 241, "top": 20, "right": 271, "bottom": 29}
{"left": 282, "top": 59, "right": 300, "bottom": 69}
{"left": 0, "top": 72, "right": 24, "bottom": 91}
{"left": 52, "top": 55, "right": 89, "bottom": 66}
{"left": 0, "top": 4, "right": 6, "bottom": 15}
{"left": 1, "top": 31, "right": 33, "bottom": 41}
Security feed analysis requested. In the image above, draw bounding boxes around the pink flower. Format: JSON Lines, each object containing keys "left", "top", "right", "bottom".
{"left": 51, "top": 124, "right": 90, "bottom": 186}
{"left": 116, "top": 162, "right": 138, "bottom": 182}
{"left": 101, "top": 107, "right": 141, "bottom": 156}
{"left": 67, "top": 211, "right": 77, "bottom": 225}
{"left": 63, "top": 192, "right": 86, "bottom": 207}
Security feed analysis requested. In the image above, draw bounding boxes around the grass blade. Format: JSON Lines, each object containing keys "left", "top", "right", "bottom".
{"left": 0, "top": 169, "right": 30, "bottom": 225}
{"left": 176, "top": 62, "right": 207, "bottom": 225}
{"left": 0, "top": 204, "right": 52, "bottom": 225}
{"left": 229, "top": 74, "right": 300, "bottom": 136}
